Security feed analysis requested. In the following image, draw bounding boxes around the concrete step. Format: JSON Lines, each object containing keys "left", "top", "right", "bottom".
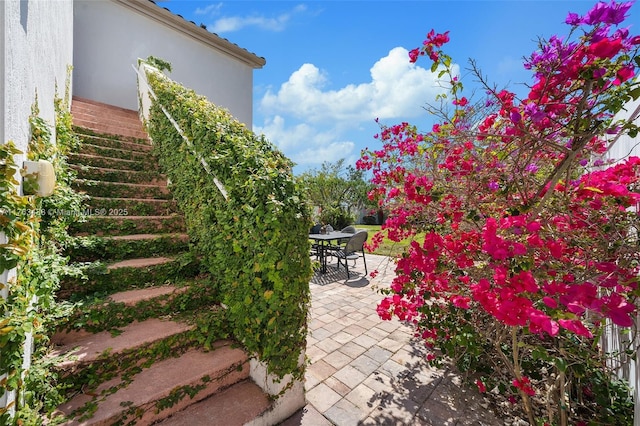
{"left": 76, "top": 133, "right": 152, "bottom": 151}
{"left": 71, "top": 97, "right": 147, "bottom": 140}
{"left": 70, "top": 164, "right": 166, "bottom": 185}
{"left": 70, "top": 109, "right": 142, "bottom": 127}
{"left": 53, "top": 283, "right": 196, "bottom": 334}
{"left": 55, "top": 346, "right": 251, "bottom": 425}
{"left": 107, "top": 233, "right": 187, "bottom": 242}
{"left": 108, "top": 256, "right": 175, "bottom": 270}
{"left": 72, "top": 115, "right": 145, "bottom": 132}
{"left": 72, "top": 179, "right": 171, "bottom": 200}
{"left": 78, "top": 142, "right": 153, "bottom": 162}
{"left": 156, "top": 379, "right": 271, "bottom": 426}
{"left": 72, "top": 119, "right": 148, "bottom": 141}
{"left": 69, "top": 152, "right": 156, "bottom": 172}
{"left": 65, "top": 233, "right": 189, "bottom": 262}
{"left": 69, "top": 214, "right": 186, "bottom": 236}
{"left": 73, "top": 126, "right": 149, "bottom": 145}
{"left": 71, "top": 109, "right": 143, "bottom": 126}
{"left": 71, "top": 96, "right": 142, "bottom": 120}
{"left": 59, "top": 254, "right": 200, "bottom": 298}
{"left": 107, "top": 284, "right": 188, "bottom": 306}
{"left": 86, "top": 197, "right": 179, "bottom": 216}
{"left": 50, "top": 318, "right": 194, "bottom": 368}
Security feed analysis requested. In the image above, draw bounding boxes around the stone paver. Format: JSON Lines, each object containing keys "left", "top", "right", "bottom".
{"left": 281, "top": 254, "right": 503, "bottom": 426}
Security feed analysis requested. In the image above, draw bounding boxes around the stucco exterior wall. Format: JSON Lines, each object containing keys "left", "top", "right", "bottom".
{"left": 2, "top": 0, "right": 73, "bottom": 153}
{"left": 73, "top": 0, "right": 260, "bottom": 127}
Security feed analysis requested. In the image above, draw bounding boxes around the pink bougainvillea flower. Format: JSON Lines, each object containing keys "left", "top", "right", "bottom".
{"left": 451, "top": 295, "right": 471, "bottom": 309}
{"left": 526, "top": 221, "right": 541, "bottom": 232}
{"left": 542, "top": 296, "right": 558, "bottom": 309}
{"left": 614, "top": 64, "right": 635, "bottom": 85}
{"left": 588, "top": 37, "right": 624, "bottom": 59}
{"left": 558, "top": 319, "right": 593, "bottom": 338}
{"left": 476, "top": 379, "right": 487, "bottom": 393}
{"left": 512, "top": 376, "right": 536, "bottom": 396}
{"left": 409, "top": 48, "right": 421, "bottom": 63}
{"left": 426, "top": 29, "right": 450, "bottom": 47}
{"left": 509, "top": 108, "right": 522, "bottom": 123}
{"left": 453, "top": 97, "right": 469, "bottom": 107}
{"left": 377, "top": 299, "right": 390, "bottom": 318}
{"left": 582, "top": 0, "right": 633, "bottom": 25}
{"left": 528, "top": 309, "right": 560, "bottom": 336}
{"left": 510, "top": 270, "right": 538, "bottom": 294}
{"left": 566, "top": 11, "right": 581, "bottom": 26}
{"left": 602, "top": 293, "right": 635, "bottom": 327}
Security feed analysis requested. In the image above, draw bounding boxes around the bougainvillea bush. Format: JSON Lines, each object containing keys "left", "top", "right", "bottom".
{"left": 359, "top": 2, "right": 640, "bottom": 424}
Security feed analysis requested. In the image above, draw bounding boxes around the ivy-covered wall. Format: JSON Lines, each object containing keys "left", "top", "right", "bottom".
{"left": 142, "top": 66, "right": 313, "bottom": 381}
{"left": 1, "top": 83, "right": 85, "bottom": 424}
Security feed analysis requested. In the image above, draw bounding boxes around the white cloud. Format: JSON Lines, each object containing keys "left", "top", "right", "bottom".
{"left": 256, "top": 47, "right": 459, "bottom": 171}
{"left": 291, "top": 141, "right": 355, "bottom": 166}
{"left": 255, "top": 115, "right": 314, "bottom": 151}
{"left": 254, "top": 47, "right": 459, "bottom": 167}
{"left": 254, "top": 115, "right": 355, "bottom": 168}
{"left": 194, "top": 3, "right": 222, "bottom": 16}
{"left": 209, "top": 4, "right": 307, "bottom": 33}
{"left": 259, "top": 47, "right": 457, "bottom": 125}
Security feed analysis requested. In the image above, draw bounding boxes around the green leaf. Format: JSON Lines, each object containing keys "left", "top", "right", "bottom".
{"left": 554, "top": 357, "right": 568, "bottom": 373}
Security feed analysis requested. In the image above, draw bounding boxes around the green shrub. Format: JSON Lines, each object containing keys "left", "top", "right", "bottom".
{"left": 319, "top": 206, "right": 353, "bottom": 230}
{"left": 362, "top": 215, "right": 378, "bottom": 225}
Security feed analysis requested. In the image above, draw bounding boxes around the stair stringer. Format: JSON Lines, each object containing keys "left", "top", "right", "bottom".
{"left": 245, "top": 354, "right": 306, "bottom": 426}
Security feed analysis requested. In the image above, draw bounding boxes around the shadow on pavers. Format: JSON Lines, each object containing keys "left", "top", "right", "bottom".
{"left": 311, "top": 263, "right": 370, "bottom": 288}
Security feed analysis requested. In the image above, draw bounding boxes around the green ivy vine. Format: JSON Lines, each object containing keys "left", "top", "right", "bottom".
{"left": 1, "top": 69, "right": 87, "bottom": 425}
{"left": 142, "top": 64, "right": 313, "bottom": 382}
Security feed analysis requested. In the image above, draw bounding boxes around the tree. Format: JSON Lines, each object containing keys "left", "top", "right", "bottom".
{"left": 359, "top": 2, "right": 640, "bottom": 425}
{"left": 298, "top": 159, "right": 375, "bottom": 229}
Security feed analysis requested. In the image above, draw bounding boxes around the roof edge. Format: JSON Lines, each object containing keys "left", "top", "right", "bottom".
{"left": 112, "top": 0, "right": 266, "bottom": 69}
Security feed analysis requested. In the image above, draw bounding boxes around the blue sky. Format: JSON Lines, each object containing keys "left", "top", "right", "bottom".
{"left": 159, "top": 1, "right": 640, "bottom": 174}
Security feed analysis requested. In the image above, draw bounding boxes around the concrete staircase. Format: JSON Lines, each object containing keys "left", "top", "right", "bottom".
{"left": 49, "top": 97, "right": 273, "bottom": 425}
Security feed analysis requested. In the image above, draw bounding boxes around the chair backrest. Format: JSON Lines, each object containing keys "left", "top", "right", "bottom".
{"left": 341, "top": 225, "right": 356, "bottom": 234}
{"left": 345, "top": 230, "right": 368, "bottom": 254}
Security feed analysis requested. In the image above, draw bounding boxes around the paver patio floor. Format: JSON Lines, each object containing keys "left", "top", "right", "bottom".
{"left": 282, "top": 254, "right": 504, "bottom": 426}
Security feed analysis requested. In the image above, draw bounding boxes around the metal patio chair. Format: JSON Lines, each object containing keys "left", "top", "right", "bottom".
{"left": 332, "top": 230, "right": 368, "bottom": 278}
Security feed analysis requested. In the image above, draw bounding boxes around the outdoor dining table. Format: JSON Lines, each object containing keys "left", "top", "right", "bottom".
{"left": 309, "top": 231, "right": 353, "bottom": 274}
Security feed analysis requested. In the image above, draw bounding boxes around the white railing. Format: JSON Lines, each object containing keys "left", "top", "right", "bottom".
{"left": 134, "top": 62, "right": 228, "bottom": 201}
{"left": 602, "top": 94, "right": 640, "bottom": 425}
{"left": 601, "top": 319, "right": 639, "bottom": 424}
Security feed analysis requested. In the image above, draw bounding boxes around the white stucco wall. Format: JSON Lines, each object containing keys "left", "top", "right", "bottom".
{"left": 2, "top": 0, "right": 73, "bottom": 153}
{"left": 73, "top": 0, "right": 262, "bottom": 127}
